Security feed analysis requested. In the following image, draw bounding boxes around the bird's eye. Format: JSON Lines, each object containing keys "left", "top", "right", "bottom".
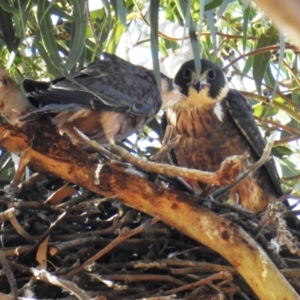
{"left": 183, "top": 69, "right": 192, "bottom": 79}
{"left": 207, "top": 69, "right": 216, "bottom": 80}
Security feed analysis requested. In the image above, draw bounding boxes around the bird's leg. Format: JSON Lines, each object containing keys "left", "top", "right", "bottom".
{"left": 4, "top": 151, "right": 32, "bottom": 198}
{"left": 73, "top": 127, "right": 121, "bottom": 161}
{"left": 147, "top": 125, "right": 179, "bottom": 183}
{"left": 10, "top": 152, "right": 31, "bottom": 188}
{"left": 150, "top": 125, "right": 181, "bottom": 163}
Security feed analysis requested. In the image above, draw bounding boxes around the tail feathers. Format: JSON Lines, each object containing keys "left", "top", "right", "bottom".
{"left": 26, "top": 88, "right": 94, "bottom": 105}
{"left": 19, "top": 103, "right": 79, "bottom": 122}
{"left": 23, "top": 79, "right": 50, "bottom": 93}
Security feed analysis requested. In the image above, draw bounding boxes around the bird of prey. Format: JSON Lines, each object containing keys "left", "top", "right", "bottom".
{"left": 163, "top": 58, "right": 282, "bottom": 212}
{"left": 21, "top": 52, "right": 180, "bottom": 146}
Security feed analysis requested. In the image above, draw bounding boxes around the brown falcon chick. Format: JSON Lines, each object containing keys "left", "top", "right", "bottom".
{"left": 163, "top": 59, "right": 283, "bottom": 212}
{"left": 21, "top": 53, "right": 180, "bottom": 146}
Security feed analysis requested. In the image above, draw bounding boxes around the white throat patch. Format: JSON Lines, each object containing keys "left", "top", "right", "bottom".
{"left": 213, "top": 102, "right": 224, "bottom": 122}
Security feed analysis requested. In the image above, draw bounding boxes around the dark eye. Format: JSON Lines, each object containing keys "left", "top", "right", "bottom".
{"left": 183, "top": 69, "right": 192, "bottom": 79}
{"left": 207, "top": 69, "right": 216, "bottom": 80}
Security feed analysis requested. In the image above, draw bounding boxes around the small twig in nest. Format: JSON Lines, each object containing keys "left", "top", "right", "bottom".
{"left": 68, "top": 216, "right": 160, "bottom": 276}
{"left": 30, "top": 267, "right": 92, "bottom": 300}
{"left": 24, "top": 211, "right": 67, "bottom": 257}
{"left": 0, "top": 251, "right": 17, "bottom": 300}
{"left": 163, "top": 271, "right": 233, "bottom": 295}
{"left": 0, "top": 208, "right": 34, "bottom": 244}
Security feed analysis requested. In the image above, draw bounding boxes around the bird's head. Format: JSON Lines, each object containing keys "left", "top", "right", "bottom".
{"left": 173, "top": 59, "right": 229, "bottom": 106}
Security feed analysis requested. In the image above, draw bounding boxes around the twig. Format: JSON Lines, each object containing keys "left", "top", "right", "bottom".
{"left": 163, "top": 271, "right": 233, "bottom": 295}
{"left": 0, "top": 251, "right": 18, "bottom": 300}
{"left": 24, "top": 211, "right": 67, "bottom": 257}
{"left": 68, "top": 217, "right": 160, "bottom": 276}
{"left": 99, "top": 273, "right": 185, "bottom": 286}
{"left": 30, "top": 267, "right": 92, "bottom": 300}
{"left": 111, "top": 145, "right": 248, "bottom": 187}
{"left": 0, "top": 208, "right": 35, "bottom": 244}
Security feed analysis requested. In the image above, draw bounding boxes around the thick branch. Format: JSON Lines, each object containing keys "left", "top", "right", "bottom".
{"left": 0, "top": 123, "right": 298, "bottom": 300}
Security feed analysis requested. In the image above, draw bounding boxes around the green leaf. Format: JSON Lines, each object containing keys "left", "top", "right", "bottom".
{"left": 205, "top": 0, "right": 222, "bottom": 11}
{"left": 33, "top": 39, "right": 59, "bottom": 77}
{"left": 206, "top": 10, "right": 217, "bottom": 55}
{"left": 272, "top": 145, "right": 293, "bottom": 159}
{"left": 99, "top": 0, "right": 112, "bottom": 30}
{"left": 217, "top": 0, "right": 234, "bottom": 18}
{"left": 150, "top": 0, "right": 161, "bottom": 90}
{"left": 253, "top": 102, "right": 279, "bottom": 118}
{"left": 111, "top": 0, "right": 127, "bottom": 26}
{"left": 0, "top": 6, "right": 20, "bottom": 52}
{"left": 264, "top": 65, "right": 275, "bottom": 90}
{"left": 37, "top": 1, "right": 63, "bottom": 73}
{"left": 176, "top": 0, "right": 201, "bottom": 75}
{"left": 242, "top": 5, "right": 250, "bottom": 53}
{"left": 278, "top": 157, "right": 299, "bottom": 178}
{"left": 0, "top": 1, "right": 19, "bottom": 14}
{"left": 0, "top": 152, "right": 15, "bottom": 181}
{"left": 49, "top": 4, "right": 84, "bottom": 22}
{"left": 105, "top": 20, "right": 125, "bottom": 53}
{"left": 253, "top": 26, "right": 279, "bottom": 94}
{"left": 65, "top": 0, "right": 88, "bottom": 71}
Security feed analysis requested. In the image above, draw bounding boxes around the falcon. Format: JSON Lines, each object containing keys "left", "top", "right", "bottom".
{"left": 21, "top": 52, "right": 180, "bottom": 146}
{"left": 163, "top": 58, "right": 283, "bottom": 212}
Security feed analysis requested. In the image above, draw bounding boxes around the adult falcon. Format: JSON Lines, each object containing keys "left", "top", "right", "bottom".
{"left": 163, "top": 58, "right": 282, "bottom": 212}
{"left": 21, "top": 52, "right": 180, "bottom": 146}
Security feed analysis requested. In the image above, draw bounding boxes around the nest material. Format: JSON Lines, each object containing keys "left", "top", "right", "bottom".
{"left": 0, "top": 171, "right": 299, "bottom": 300}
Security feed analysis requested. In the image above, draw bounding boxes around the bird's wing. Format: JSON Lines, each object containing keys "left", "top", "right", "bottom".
{"left": 225, "top": 89, "right": 283, "bottom": 197}
{"left": 23, "top": 54, "right": 162, "bottom": 118}
{"left": 19, "top": 103, "right": 80, "bottom": 121}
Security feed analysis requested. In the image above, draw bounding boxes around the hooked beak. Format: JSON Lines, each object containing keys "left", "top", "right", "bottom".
{"left": 192, "top": 78, "right": 210, "bottom": 94}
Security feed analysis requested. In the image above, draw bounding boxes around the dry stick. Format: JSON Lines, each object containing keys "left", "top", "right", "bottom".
{"left": 1, "top": 245, "right": 32, "bottom": 257}
{"left": 99, "top": 273, "right": 185, "bottom": 286}
{"left": 164, "top": 271, "right": 232, "bottom": 295}
{"left": 0, "top": 208, "right": 35, "bottom": 244}
{"left": 112, "top": 145, "right": 249, "bottom": 186}
{"left": 74, "top": 126, "right": 247, "bottom": 187}
{"left": 24, "top": 211, "right": 67, "bottom": 257}
{"left": 0, "top": 251, "right": 18, "bottom": 300}
{"left": 68, "top": 216, "right": 160, "bottom": 276}
{"left": 30, "top": 267, "right": 92, "bottom": 300}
